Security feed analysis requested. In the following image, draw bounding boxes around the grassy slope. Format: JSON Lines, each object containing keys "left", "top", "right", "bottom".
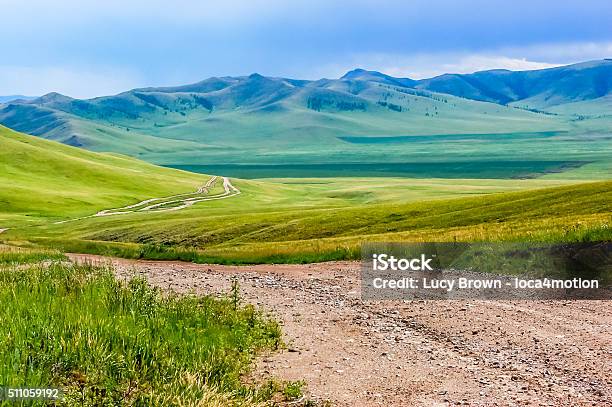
{"left": 0, "top": 126, "right": 609, "bottom": 264}
{"left": 13, "top": 178, "right": 610, "bottom": 263}
{"left": 0, "top": 125, "right": 207, "bottom": 227}
{"left": 0, "top": 102, "right": 206, "bottom": 155}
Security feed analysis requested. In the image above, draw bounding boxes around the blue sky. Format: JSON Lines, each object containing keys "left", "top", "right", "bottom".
{"left": 1, "top": 0, "right": 611, "bottom": 98}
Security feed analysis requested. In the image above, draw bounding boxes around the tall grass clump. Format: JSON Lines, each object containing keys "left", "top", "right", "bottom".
{"left": 0, "top": 245, "right": 66, "bottom": 264}
{"left": 0, "top": 262, "right": 282, "bottom": 406}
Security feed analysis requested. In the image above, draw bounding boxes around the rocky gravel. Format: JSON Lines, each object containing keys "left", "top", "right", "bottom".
{"left": 69, "top": 254, "right": 611, "bottom": 406}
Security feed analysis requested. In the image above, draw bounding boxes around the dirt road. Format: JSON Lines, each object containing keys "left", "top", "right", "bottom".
{"left": 68, "top": 254, "right": 611, "bottom": 406}
{"left": 95, "top": 176, "right": 240, "bottom": 216}
{"left": 49, "top": 177, "right": 241, "bottom": 227}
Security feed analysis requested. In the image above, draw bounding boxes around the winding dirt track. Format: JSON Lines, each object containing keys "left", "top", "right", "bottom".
{"left": 47, "top": 176, "right": 240, "bottom": 226}
{"left": 0, "top": 177, "right": 240, "bottom": 232}
{"left": 95, "top": 176, "right": 240, "bottom": 216}
{"left": 69, "top": 254, "right": 612, "bottom": 406}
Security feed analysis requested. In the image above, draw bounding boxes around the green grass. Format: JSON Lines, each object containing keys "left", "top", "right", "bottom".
{"left": 0, "top": 260, "right": 285, "bottom": 406}
{"left": 1, "top": 126, "right": 610, "bottom": 265}
{"left": 9, "top": 180, "right": 610, "bottom": 264}
{"left": 0, "top": 125, "right": 208, "bottom": 227}
{"left": 0, "top": 245, "right": 65, "bottom": 265}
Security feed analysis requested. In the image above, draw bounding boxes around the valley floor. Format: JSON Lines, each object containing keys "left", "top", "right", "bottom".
{"left": 70, "top": 254, "right": 612, "bottom": 406}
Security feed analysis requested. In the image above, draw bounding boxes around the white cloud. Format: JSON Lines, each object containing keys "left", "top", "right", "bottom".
{"left": 313, "top": 54, "right": 560, "bottom": 80}
{"left": 407, "top": 55, "right": 561, "bottom": 78}
{"left": 500, "top": 41, "right": 612, "bottom": 63}
{"left": 0, "top": 66, "right": 143, "bottom": 99}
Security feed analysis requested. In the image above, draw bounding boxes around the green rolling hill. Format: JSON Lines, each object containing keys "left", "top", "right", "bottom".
{"left": 0, "top": 125, "right": 609, "bottom": 263}
{"left": 1, "top": 60, "right": 611, "bottom": 179}
{"left": 0, "top": 125, "right": 206, "bottom": 227}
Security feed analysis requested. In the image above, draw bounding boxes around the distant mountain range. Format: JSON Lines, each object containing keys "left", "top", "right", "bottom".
{"left": 0, "top": 59, "right": 611, "bottom": 168}
{"left": 0, "top": 95, "right": 36, "bottom": 103}
{"left": 415, "top": 60, "right": 612, "bottom": 107}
